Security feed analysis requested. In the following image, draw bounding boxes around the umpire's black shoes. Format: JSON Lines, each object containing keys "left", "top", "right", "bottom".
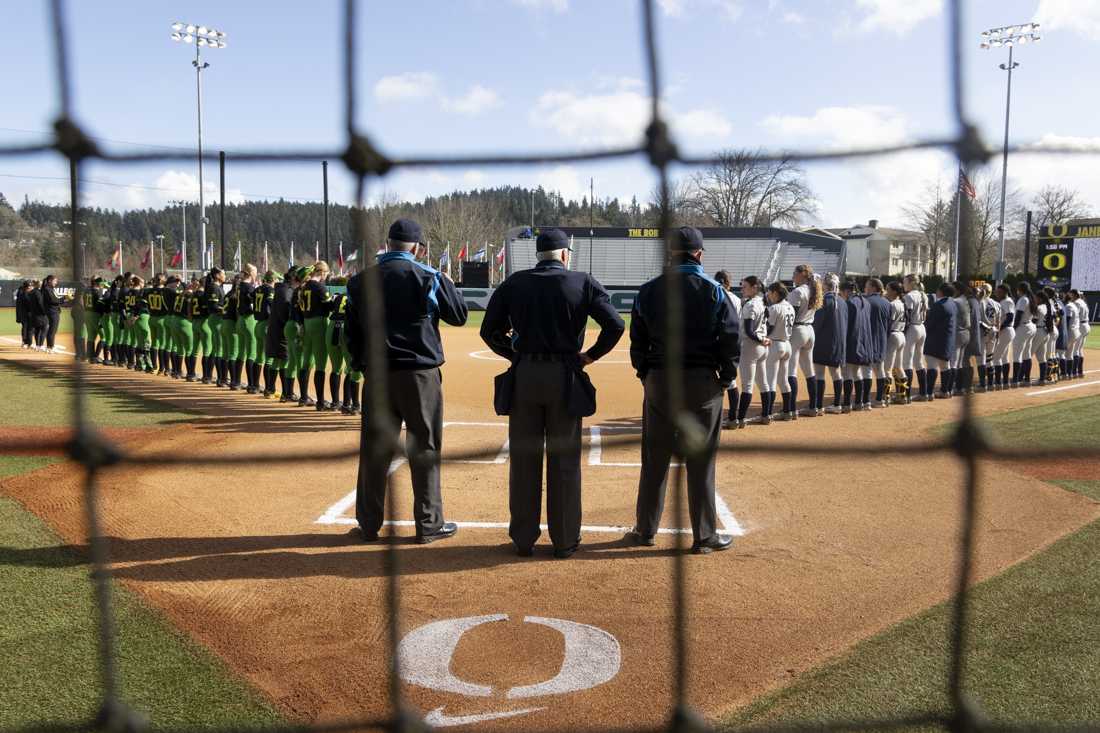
{"left": 417, "top": 522, "right": 458, "bottom": 545}
{"left": 515, "top": 545, "right": 534, "bottom": 557}
{"left": 625, "top": 529, "right": 655, "bottom": 547}
{"left": 553, "top": 544, "right": 579, "bottom": 559}
{"left": 691, "top": 535, "right": 733, "bottom": 555}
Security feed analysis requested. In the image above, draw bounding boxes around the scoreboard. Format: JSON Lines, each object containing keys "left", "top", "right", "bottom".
{"left": 1036, "top": 222, "right": 1100, "bottom": 291}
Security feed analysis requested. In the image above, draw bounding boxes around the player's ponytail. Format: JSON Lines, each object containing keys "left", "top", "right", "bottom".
{"left": 796, "top": 264, "right": 824, "bottom": 310}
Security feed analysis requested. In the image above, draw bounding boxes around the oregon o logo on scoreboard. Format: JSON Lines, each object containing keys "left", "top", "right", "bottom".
{"left": 1043, "top": 252, "right": 1068, "bottom": 273}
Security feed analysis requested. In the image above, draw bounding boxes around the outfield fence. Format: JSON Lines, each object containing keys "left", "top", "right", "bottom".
{"left": 3, "top": 1, "right": 1100, "bottom": 731}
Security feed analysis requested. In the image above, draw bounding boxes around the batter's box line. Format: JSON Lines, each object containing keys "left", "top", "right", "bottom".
{"left": 313, "top": 457, "right": 746, "bottom": 537}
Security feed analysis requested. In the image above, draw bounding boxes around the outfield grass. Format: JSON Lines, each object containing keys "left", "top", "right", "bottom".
{"left": 0, "top": 308, "right": 73, "bottom": 337}
{"left": 728, "top": 396, "right": 1100, "bottom": 728}
{"left": 0, "top": 365, "right": 282, "bottom": 728}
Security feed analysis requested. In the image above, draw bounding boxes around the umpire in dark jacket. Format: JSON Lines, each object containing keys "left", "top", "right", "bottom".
{"left": 267, "top": 268, "right": 296, "bottom": 397}
{"left": 627, "top": 227, "right": 739, "bottom": 554}
{"left": 347, "top": 219, "right": 468, "bottom": 544}
{"left": 481, "top": 228, "right": 624, "bottom": 558}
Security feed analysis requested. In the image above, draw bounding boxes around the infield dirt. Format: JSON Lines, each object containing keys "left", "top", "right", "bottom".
{"left": 3, "top": 331, "right": 1100, "bottom": 729}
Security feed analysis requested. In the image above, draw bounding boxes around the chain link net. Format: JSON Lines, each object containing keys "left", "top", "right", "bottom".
{"left": 2, "top": 0, "right": 1099, "bottom": 730}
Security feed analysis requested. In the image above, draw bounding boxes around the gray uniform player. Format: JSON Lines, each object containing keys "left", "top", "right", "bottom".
{"left": 735, "top": 276, "right": 768, "bottom": 428}
{"left": 786, "top": 265, "right": 822, "bottom": 419}
{"left": 901, "top": 274, "right": 928, "bottom": 403}
{"left": 764, "top": 282, "right": 795, "bottom": 422}
{"left": 884, "top": 281, "right": 907, "bottom": 402}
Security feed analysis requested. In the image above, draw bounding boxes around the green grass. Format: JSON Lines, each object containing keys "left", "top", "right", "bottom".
{"left": 728, "top": 399, "right": 1100, "bottom": 729}
{"left": 0, "top": 359, "right": 282, "bottom": 728}
{"left": 0, "top": 308, "right": 73, "bottom": 336}
{"left": 934, "top": 394, "right": 1100, "bottom": 451}
{"left": 0, "top": 361, "right": 194, "bottom": 428}
{"left": 1089, "top": 329, "right": 1100, "bottom": 350}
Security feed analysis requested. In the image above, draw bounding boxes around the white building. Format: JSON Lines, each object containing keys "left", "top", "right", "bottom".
{"left": 827, "top": 220, "right": 948, "bottom": 277}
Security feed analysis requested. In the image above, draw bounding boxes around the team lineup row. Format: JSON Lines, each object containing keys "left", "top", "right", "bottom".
{"left": 68, "top": 261, "right": 366, "bottom": 414}
{"left": 721, "top": 267, "right": 1092, "bottom": 428}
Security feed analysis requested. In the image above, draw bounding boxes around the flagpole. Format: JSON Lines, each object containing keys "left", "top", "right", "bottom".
{"left": 952, "top": 168, "right": 963, "bottom": 281}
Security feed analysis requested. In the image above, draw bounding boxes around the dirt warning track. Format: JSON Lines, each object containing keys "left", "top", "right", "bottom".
{"left": 3, "top": 331, "right": 1100, "bottom": 729}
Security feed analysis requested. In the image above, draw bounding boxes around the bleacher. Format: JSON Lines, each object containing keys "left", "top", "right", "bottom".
{"left": 505, "top": 227, "right": 844, "bottom": 287}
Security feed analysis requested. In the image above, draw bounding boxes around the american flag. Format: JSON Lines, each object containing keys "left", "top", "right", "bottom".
{"left": 959, "top": 167, "right": 976, "bottom": 200}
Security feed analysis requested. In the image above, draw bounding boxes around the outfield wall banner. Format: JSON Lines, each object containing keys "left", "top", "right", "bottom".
{"left": 458, "top": 287, "right": 639, "bottom": 313}
{"left": 0, "top": 280, "right": 79, "bottom": 306}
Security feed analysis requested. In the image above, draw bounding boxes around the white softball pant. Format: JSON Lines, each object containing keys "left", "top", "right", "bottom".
{"left": 992, "top": 326, "right": 1014, "bottom": 366}
{"left": 813, "top": 363, "right": 841, "bottom": 382}
{"left": 788, "top": 325, "right": 815, "bottom": 379}
{"left": 926, "top": 356, "right": 949, "bottom": 371}
{"left": 1079, "top": 324, "right": 1091, "bottom": 357}
{"left": 1032, "top": 328, "right": 1051, "bottom": 361}
{"left": 1012, "top": 323, "right": 1036, "bottom": 363}
{"left": 885, "top": 332, "right": 906, "bottom": 373}
{"left": 904, "top": 324, "right": 926, "bottom": 370}
{"left": 843, "top": 364, "right": 872, "bottom": 380}
{"left": 982, "top": 331, "right": 997, "bottom": 364}
{"left": 765, "top": 341, "right": 792, "bottom": 393}
{"left": 739, "top": 342, "right": 767, "bottom": 394}
{"left": 951, "top": 331, "right": 970, "bottom": 368}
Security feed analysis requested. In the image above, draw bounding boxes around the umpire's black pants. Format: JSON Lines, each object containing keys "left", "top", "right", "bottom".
{"left": 635, "top": 368, "right": 723, "bottom": 544}
{"left": 46, "top": 311, "right": 60, "bottom": 350}
{"left": 355, "top": 367, "right": 445, "bottom": 537}
{"left": 509, "top": 359, "right": 582, "bottom": 551}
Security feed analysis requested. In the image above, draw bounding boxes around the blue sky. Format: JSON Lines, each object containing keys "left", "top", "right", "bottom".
{"left": 2, "top": 0, "right": 1098, "bottom": 229}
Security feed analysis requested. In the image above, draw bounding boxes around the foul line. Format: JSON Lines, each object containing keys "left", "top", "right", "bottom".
{"left": 1026, "top": 378, "right": 1100, "bottom": 396}
{"left": 0, "top": 337, "right": 68, "bottom": 352}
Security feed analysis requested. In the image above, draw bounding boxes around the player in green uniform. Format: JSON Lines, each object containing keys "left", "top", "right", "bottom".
{"left": 254, "top": 271, "right": 277, "bottom": 397}
{"left": 201, "top": 269, "right": 225, "bottom": 384}
{"left": 90, "top": 278, "right": 111, "bottom": 364}
{"left": 127, "top": 276, "right": 153, "bottom": 372}
{"left": 146, "top": 274, "right": 167, "bottom": 374}
{"left": 79, "top": 278, "right": 99, "bottom": 363}
{"left": 285, "top": 269, "right": 309, "bottom": 404}
{"left": 163, "top": 276, "right": 183, "bottom": 378}
{"left": 325, "top": 282, "right": 363, "bottom": 415}
{"left": 175, "top": 278, "right": 196, "bottom": 380}
{"left": 221, "top": 275, "right": 241, "bottom": 388}
{"left": 271, "top": 268, "right": 299, "bottom": 402}
{"left": 102, "top": 277, "right": 121, "bottom": 366}
{"left": 233, "top": 265, "right": 258, "bottom": 392}
{"left": 188, "top": 277, "right": 210, "bottom": 382}
{"left": 298, "top": 261, "right": 333, "bottom": 410}
{"left": 115, "top": 273, "right": 133, "bottom": 368}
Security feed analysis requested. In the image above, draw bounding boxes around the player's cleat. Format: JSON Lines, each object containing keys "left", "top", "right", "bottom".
{"left": 825, "top": 405, "right": 843, "bottom": 414}
{"left": 553, "top": 543, "right": 579, "bottom": 559}
{"left": 692, "top": 535, "right": 732, "bottom": 555}
{"left": 735, "top": 419, "right": 747, "bottom": 429}
{"left": 758, "top": 414, "right": 772, "bottom": 425}
{"left": 625, "top": 529, "right": 656, "bottom": 547}
{"left": 841, "top": 405, "right": 852, "bottom": 414}
{"left": 721, "top": 418, "right": 735, "bottom": 430}
{"left": 316, "top": 401, "right": 334, "bottom": 412}
{"left": 340, "top": 403, "right": 355, "bottom": 415}
{"left": 279, "top": 393, "right": 296, "bottom": 403}
{"left": 775, "top": 412, "right": 793, "bottom": 422}
{"left": 816, "top": 407, "right": 825, "bottom": 416}
{"left": 800, "top": 407, "right": 818, "bottom": 417}
{"left": 298, "top": 396, "right": 316, "bottom": 407}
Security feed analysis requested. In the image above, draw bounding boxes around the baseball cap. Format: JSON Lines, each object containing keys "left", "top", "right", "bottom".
{"left": 674, "top": 226, "right": 705, "bottom": 251}
{"left": 536, "top": 228, "right": 572, "bottom": 252}
{"left": 388, "top": 218, "right": 422, "bottom": 244}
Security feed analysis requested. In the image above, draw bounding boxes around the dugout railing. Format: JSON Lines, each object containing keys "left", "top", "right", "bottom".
{"left": 3, "top": 1, "right": 1100, "bottom": 731}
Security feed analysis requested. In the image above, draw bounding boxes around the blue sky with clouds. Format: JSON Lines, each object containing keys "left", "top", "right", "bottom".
{"left": 3, "top": 0, "right": 1098, "bottom": 229}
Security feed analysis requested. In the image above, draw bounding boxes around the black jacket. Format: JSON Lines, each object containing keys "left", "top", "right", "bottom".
{"left": 812, "top": 292, "right": 847, "bottom": 367}
{"left": 42, "top": 285, "right": 61, "bottom": 314}
{"left": 924, "top": 296, "right": 958, "bottom": 361}
{"left": 347, "top": 250, "right": 468, "bottom": 371}
{"left": 865, "top": 293, "right": 892, "bottom": 364}
{"left": 14, "top": 290, "right": 27, "bottom": 324}
{"left": 26, "top": 289, "right": 48, "bottom": 325}
{"left": 844, "top": 294, "right": 873, "bottom": 365}
{"left": 628, "top": 260, "right": 738, "bottom": 385}
{"left": 483, "top": 260, "right": 624, "bottom": 363}
{"left": 269, "top": 281, "right": 293, "bottom": 329}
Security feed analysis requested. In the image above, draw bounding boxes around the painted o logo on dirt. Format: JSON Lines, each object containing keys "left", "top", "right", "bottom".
{"left": 398, "top": 614, "right": 621, "bottom": 726}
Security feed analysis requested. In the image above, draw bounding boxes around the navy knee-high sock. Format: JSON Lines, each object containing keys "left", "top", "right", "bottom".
{"left": 831, "top": 380, "right": 841, "bottom": 406}
{"left": 787, "top": 376, "right": 799, "bottom": 413}
{"left": 916, "top": 369, "right": 927, "bottom": 396}
{"left": 806, "top": 377, "right": 816, "bottom": 411}
{"left": 842, "top": 379, "right": 854, "bottom": 406}
{"left": 815, "top": 379, "right": 826, "bottom": 409}
{"left": 926, "top": 369, "right": 938, "bottom": 396}
{"left": 727, "top": 388, "right": 739, "bottom": 419}
{"left": 875, "top": 379, "right": 887, "bottom": 402}
{"left": 737, "top": 392, "right": 753, "bottom": 421}
{"left": 861, "top": 378, "right": 873, "bottom": 404}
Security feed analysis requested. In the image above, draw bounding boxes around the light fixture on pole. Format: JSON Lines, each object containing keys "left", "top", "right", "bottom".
{"left": 171, "top": 21, "right": 227, "bottom": 284}
{"left": 980, "top": 21, "right": 1040, "bottom": 283}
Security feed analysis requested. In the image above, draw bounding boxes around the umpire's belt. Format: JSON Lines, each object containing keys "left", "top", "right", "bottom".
{"left": 518, "top": 353, "right": 572, "bottom": 362}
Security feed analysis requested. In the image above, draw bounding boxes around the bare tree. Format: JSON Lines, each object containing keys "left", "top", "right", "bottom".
{"left": 688, "top": 150, "right": 817, "bottom": 227}
{"left": 421, "top": 194, "right": 504, "bottom": 263}
{"left": 902, "top": 179, "right": 953, "bottom": 275}
{"left": 1030, "top": 184, "right": 1091, "bottom": 230}
{"left": 645, "top": 179, "right": 709, "bottom": 226}
{"left": 964, "top": 172, "right": 1022, "bottom": 274}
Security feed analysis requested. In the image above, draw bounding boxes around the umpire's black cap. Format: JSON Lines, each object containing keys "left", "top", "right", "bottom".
{"left": 535, "top": 228, "right": 572, "bottom": 252}
{"left": 388, "top": 218, "right": 422, "bottom": 244}
{"left": 674, "top": 226, "right": 705, "bottom": 251}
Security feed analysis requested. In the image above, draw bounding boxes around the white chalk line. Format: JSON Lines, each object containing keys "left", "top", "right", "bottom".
{"left": 315, "top": 422, "right": 745, "bottom": 537}
{"left": 1026, "top": 378, "right": 1100, "bottom": 396}
{"left": 0, "top": 337, "right": 69, "bottom": 352}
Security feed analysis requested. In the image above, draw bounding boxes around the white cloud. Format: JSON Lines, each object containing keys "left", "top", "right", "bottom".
{"left": 1035, "top": 0, "right": 1100, "bottom": 40}
{"left": 511, "top": 0, "right": 568, "bottom": 12}
{"left": 536, "top": 165, "right": 586, "bottom": 201}
{"left": 462, "top": 170, "right": 487, "bottom": 186}
{"left": 373, "top": 72, "right": 439, "bottom": 102}
{"left": 763, "top": 105, "right": 951, "bottom": 226}
{"left": 374, "top": 73, "right": 500, "bottom": 117}
{"left": 853, "top": 0, "right": 942, "bottom": 35}
{"left": 1011, "top": 134, "right": 1100, "bottom": 207}
{"left": 442, "top": 85, "right": 502, "bottom": 116}
{"left": 659, "top": 0, "right": 744, "bottom": 21}
{"left": 532, "top": 79, "right": 732, "bottom": 147}
{"left": 782, "top": 10, "right": 806, "bottom": 24}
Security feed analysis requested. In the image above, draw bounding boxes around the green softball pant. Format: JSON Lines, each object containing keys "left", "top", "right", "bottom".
{"left": 166, "top": 316, "right": 181, "bottom": 354}
{"left": 84, "top": 313, "right": 99, "bottom": 344}
{"left": 255, "top": 320, "right": 270, "bottom": 366}
{"left": 150, "top": 315, "right": 164, "bottom": 351}
{"left": 283, "top": 320, "right": 302, "bottom": 373}
{"left": 207, "top": 315, "right": 223, "bottom": 358}
{"left": 122, "top": 316, "right": 135, "bottom": 347}
{"left": 236, "top": 314, "right": 257, "bottom": 362}
{"left": 196, "top": 317, "right": 213, "bottom": 357}
{"left": 301, "top": 316, "right": 327, "bottom": 371}
{"left": 177, "top": 318, "right": 194, "bottom": 356}
{"left": 221, "top": 318, "right": 239, "bottom": 361}
{"left": 135, "top": 314, "right": 151, "bottom": 349}
{"left": 99, "top": 314, "right": 114, "bottom": 346}
{"left": 340, "top": 340, "right": 362, "bottom": 382}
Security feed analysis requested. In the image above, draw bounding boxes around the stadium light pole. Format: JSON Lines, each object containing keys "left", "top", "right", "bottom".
{"left": 171, "top": 21, "right": 227, "bottom": 278}
{"left": 169, "top": 199, "right": 188, "bottom": 275}
{"left": 981, "top": 22, "right": 1040, "bottom": 283}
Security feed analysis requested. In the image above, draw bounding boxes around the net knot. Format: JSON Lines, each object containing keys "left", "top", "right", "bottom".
{"left": 94, "top": 699, "right": 147, "bottom": 733}
{"left": 951, "top": 417, "right": 989, "bottom": 460}
{"left": 53, "top": 117, "right": 99, "bottom": 162}
{"left": 343, "top": 133, "right": 392, "bottom": 176}
{"left": 67, "top": 428, "right": 122, "bottom": 469}
{"left": 955, "top": 123, "right": 991, "bottom": 169}
{"left": 645, "top": 118, "right": 679, "bottom": 169}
